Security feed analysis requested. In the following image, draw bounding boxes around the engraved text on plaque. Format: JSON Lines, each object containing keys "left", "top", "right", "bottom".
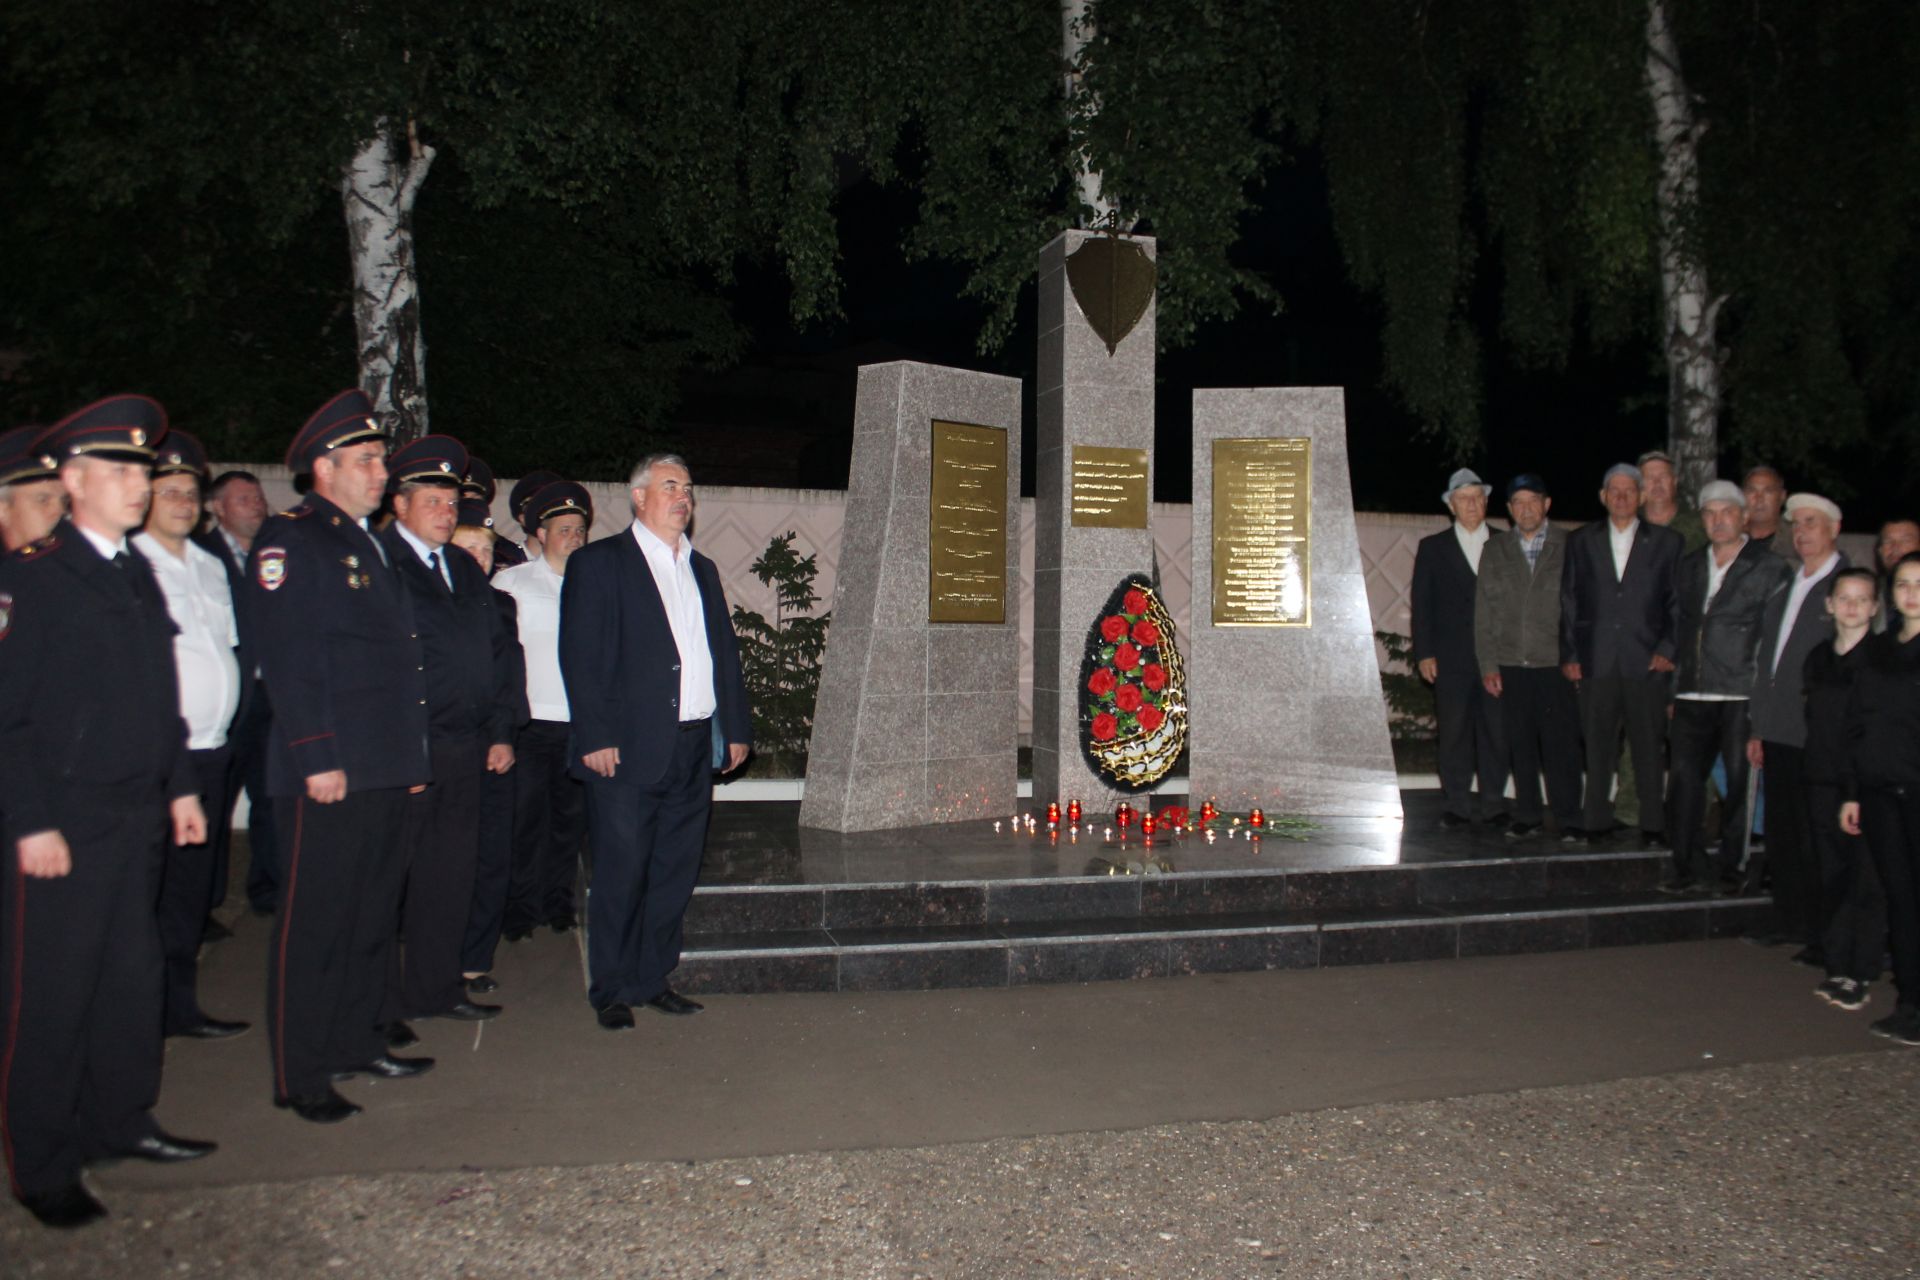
{"left": 929, "top": 420, "right": 1008, "bottom": 624}
{"left": 1070, "top": 445, "right": 1149, "bottom": 529}
{"left": 1211, "top": 437, "right": 1312, "bottom": 626}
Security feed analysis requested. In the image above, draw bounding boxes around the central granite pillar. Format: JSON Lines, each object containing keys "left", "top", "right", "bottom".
{"left": 1032, "top": 230, "right": 1158, "bottom": 808}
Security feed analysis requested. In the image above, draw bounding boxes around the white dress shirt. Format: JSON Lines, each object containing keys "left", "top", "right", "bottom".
{"left": 75, "top": 524, "right": 129, "bottom": 561}
{"left": 1452, "top": 521, "right": 1490, "bottom": 575}
{"left": 631, "top": 521, "right": 716, "bottom": 723}
{"left": 1770, "top": 551, "right": 1841, "bottom": 674}
{"left": 392, "top": 520, "right": 452, "bottom": 589}
{"left": 1608, "top": 518, "right": 1639, "bottom": 581}
{"left": 134, "top": 532, "right": 242, "bottom": 749}
{"left": 493, "top": 556, "right": 570, "bottom": 722}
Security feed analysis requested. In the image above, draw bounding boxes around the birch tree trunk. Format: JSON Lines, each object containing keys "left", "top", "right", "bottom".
{"left": 1061, "top": 0, "right": 1115, "bottom": 227}
{"left": 1645, "top": 0, "right": 1723, "bottom": 500}
{"left": 341, "top": 119, "right": 436, "bottom": 444}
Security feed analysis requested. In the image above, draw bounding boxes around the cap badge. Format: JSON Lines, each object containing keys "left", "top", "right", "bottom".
{"left": 256, "top": 548, "right": 288, "bottom": 592}
{"left": 342, "top": 555, "right": 360, "bottom": 569}
{"left": 439, "top": 461, "right": 452, "bottom": 472}
{"left": 39, "top": 454, "right": 55, "bottom": 470}
{"left": 130, "top": 429, "right": 146, "bottom": 446}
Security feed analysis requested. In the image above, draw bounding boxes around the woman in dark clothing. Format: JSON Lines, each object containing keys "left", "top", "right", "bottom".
{"left": 1805, "top": 568, "right": 1883, "bottom": 1010}
{"left": 1840, "top": 552, "right": 1920, "bottom": 1045}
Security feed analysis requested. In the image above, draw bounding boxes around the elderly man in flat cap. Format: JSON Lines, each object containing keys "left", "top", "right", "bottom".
{"left": 0, "top": 397, "right": 214, "bottom": 1229}
{"left": 1412, "top": 468, "right": 1509, "bottom": 829}
{"left": 249, "top": 390, "right": 433, "bottom": 1125}
{"left": 1560, "top": 462, "right": 1684, "bottom": 846}
{"left": 1661, "top": 480, "right": 1791, "bottom": 893}
{"left": 1748, "top": 492, "right": 1849, "bottom": 952}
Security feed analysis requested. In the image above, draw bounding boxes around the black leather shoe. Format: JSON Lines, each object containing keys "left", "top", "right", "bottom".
{"left": 466, "top": 973, "right": 499, "bottom": 994}
{"left": 596, "top": 1003, "right": 634, "bottom": 1031}
{"left": 1655, "top": 875, "right": 1700, "bottom": 896}
{"left": 429, "top": 1000, "right": 501, "bottom": 1022}
{"left": 1504, "top": 821, "right": 1541, "bottom": 840}
{"left": 1438, "top": 812, "right": 1472, "bottom": 830}
{"left": 17, "top": 1182, "right": 107, "bottom": 1228}
{"left": 384, "top": 1021, "right": 420, "bottom": 1049}
{"left": 548, "top": 912, "right": 578, "bottom": 933}
{"left": 346, "top": 1053, "right": 435, "bottom": 1080}
{"left": 169, "top": 1015, "right": 250, "bottom": 1040}
{"left": 200, "top": 916, "right": 234, "bottom": 943}
{"left": 273, "top": 1088, "right": 361, "bottom": 1124}
{"left": 116, "top": 1131, "right": 217, "bottom": 1163}
{"left": 644, "top": 989, "right": 704, "bottom": 1016}
{"left": 502, "top": 925, "right": 533, "bottom": 943}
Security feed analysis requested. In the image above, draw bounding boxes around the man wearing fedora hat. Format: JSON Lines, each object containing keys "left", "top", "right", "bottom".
{"left": 0, "top": 396, "right": 215, "bottom": 1228}
{"left": 1412, "top": 468, "right": 1509, "bottom": 829}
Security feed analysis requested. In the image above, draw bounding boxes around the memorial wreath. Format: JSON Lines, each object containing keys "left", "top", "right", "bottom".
{"left": 1078, "top": 575, "right": 1187, "bottom": 791}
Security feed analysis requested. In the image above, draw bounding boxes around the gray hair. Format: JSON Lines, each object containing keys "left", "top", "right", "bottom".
{"left": 628, "top": 453, "right": 689, "bottom": 490}
{"left": 1601, "top": 462, "right": 1642, "bottom": 488}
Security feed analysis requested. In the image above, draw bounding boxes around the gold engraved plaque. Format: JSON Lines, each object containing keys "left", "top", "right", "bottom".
{"left": 1070, "top": 446, "right": 1149, "bottom": 529}
{"left": 1211, "top": 437, "right": 1312, "bottom": 626}
{"left": 929, "top": 420, "right": 1008, "bottom": 624}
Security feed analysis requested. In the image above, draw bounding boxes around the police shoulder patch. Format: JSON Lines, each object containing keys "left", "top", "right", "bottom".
{"left": 13, "top": 534, "right": 59, "bottom": 560}
{"left": 256, "top": 547, "right": 289, "bottom": 592}
{"left": 0, "top": 590, "right": 12, "bottom": 641}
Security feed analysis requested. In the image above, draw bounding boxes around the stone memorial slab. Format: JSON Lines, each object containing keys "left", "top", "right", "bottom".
{"left": 1032, "top": 231, "right": 1159, "bottom": 809}
{"left": 800, "top": 361, "right": 1022, "bottom": 833}
{"left": 1188, "top": 388, "right": 1401, "bottom": 818}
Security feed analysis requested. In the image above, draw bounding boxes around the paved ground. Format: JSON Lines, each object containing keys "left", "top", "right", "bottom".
{"left": 4, "top": 927, "right": 1915, "bottom": 1276}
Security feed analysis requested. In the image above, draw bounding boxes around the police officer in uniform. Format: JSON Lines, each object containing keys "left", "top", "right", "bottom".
{"left": 375, "top": 436, "right": 518, "bottom": 1029}
{"left": 0, "top": 397, "right": 215, "bottom": 1229}
{"left": 251, "top": 390, "right": 432, "bottom": 1124}
{"left": 0, "top": 426, "right": 65, "bottom": 553}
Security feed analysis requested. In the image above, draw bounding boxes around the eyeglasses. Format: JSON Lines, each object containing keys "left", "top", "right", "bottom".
{"left": 152, "top": 488, "right": 202, "bottom": 504}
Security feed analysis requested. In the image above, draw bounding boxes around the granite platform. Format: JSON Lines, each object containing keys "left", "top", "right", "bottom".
{"left": 677, "top": 791, "right": 1772, "bottom": 994}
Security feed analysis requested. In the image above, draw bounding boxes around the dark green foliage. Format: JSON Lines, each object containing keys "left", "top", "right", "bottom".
{"left": 1375, "top": 630, "right": 1437, "bottom": 740}
{"left": 729, "top": 533, "right": 832, "bottom": 774}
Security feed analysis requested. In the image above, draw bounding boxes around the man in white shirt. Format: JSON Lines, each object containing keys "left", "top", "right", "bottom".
{"left": 492, "top": 481, "right": 594, "bottom": 940}
{"left": 134, "top": 433, "right": 250, "bottom": 1039}
{"left": 558, "top": 455, "right": 751, "bottom": 1029}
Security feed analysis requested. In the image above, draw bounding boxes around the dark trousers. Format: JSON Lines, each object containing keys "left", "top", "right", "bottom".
{"left": 1435, "top": 672, "right": 1508, "bottom": 819}
{"left": 583, "top": 722, "right": 712, "bottom": 1009}
{"left": 461, "top": 743, "right": 517, "bottom": 975}
{"left": 1860, "top": 786, "right": 1920, "bottom": 1009}
{"left": 509, "top": 719, "right": 585, "bottom": 930}
{"left": 1579, "top": 670, "right": 1668, "bottom": 834}
{"left": 1498, "top": 666, "right": 1583, "bottom": 826}
{"left": 267, "top": 787, "right": 408, "bottom": 1099}
{"left": 1667, "top": 700, "right": 1751, "bottom": 882}
{"left": 226, "top": 691, "right": 278, "bottom": 912}
{"left": 158, "top": 745, "right": 233, "bottom": 1032}
{"left": 1, "top": 788, "right": 166, "bottom": 1198}
{"left": 388, "top": 736, "right": 485, "bottom": 1019}
{"left": 1811, "top": 781, "right": 1885, "bottom": 983}
{"left": 1760, "top": 742, "right": 1817, "bottom": 946}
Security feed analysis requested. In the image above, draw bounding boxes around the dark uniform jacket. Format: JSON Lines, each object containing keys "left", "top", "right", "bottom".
{"left": 558, "top": 528, "right": 751, "bottom": 787}
{"left": 1673, "top": 538, "right": 1792, "bottom": 697}
{"left": 247, "top": 494, "right": 430, "bottom": 797}
{"left": 377, "top": 524, "right": 520, "bottom": 746}
{"left": 1559, "top": 519, "right": 1684, "bottom": 675}
{"left": 0, "top": 520, "right": 194, "bottom": 841}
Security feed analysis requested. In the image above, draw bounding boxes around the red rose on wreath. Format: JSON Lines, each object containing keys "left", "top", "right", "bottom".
{"left": 1141, "top": 662, "right": 1166, "bottom": 692}
{"left": 1137, "top": 705, "right": 1165, "bottom": 732}
{"left": 1114, "top": 683, "right": 1143, "bottom": 713}
{"left": 1090, "top": 712, "right": 1118, "bottom": 742}
{"left": 1087, "top": 667, "right": 1117, "bottom": 697}
{"left": 1100, "top": 614, "right": 1129, "bottom": 643}
{"left": 1123, "top": 588, "right": 1149, "bottom": 616}
{"left": 1113, "top": 642, "right": 1141, "bottom": 672}
{"left": 1130, "top": 618, "right": 1159, "bottom": 646}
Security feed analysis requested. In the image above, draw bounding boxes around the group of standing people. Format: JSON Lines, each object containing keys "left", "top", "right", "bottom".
{"left": 0, "top": 391, "right": 751, "bottom": 1229}
{"left": 1413, "top": 455, "right": 1920, "bottom": 1049}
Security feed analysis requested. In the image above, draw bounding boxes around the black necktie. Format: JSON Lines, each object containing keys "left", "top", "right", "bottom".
{"left": 429, "top": 551, "right": 451, "bottom": 592}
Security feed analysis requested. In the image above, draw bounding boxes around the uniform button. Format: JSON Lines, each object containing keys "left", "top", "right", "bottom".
{"left": 419, "top": 699, "right": 427, "bottom": 705}
{"left": 417, "top": 665, "right": 424, "bottom": 671}
{"left": 411, "top": 633, "right": 419, "bottom": 639}
{"left": 671, "top": 664, "right": 681, "bottom": 672}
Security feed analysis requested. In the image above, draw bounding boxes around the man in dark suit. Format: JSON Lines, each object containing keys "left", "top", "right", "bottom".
{"left": 196, "top": 469, "right": 277, "bottom": 917}
{"left": 250, "top": 391, "right": 433, "bottom": 1124}
{"left": 0, "top": 398, "right": 215, "bottom": 1229}
{"left": 1560, "top": 462, "right": 1684, "bottom": 845}
{"left": 1412, "top": 468, "right": 1507, "bottom": 828}
{"left": 559, "top": 454, "right": 751, "bottom": 1029}
{"left": 1748, "top": 493, "right": 1849, "bottom": 951}
{"left": 375, "top": 435, "right": 519, "bottom": 1030}
{"left": 1662, "top": 481, "right": 1791, "bottom": 892}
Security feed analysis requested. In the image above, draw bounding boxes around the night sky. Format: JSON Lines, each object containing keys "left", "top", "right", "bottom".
{"left": 692, "top": 146, "right": 1693, "bottom": 523}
